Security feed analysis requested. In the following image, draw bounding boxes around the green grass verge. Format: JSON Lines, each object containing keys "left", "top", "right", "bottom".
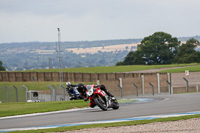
{"left": 0, "top": 99, "right": 136, "bottom": 117}
{"left": 117, "top": 99, "right": 138, "bottom": 103}
{"left": 11, "top": 114, "right": 200, "bottom": 133}
{"left": 159, "top": 65, "right": 200, "bottom": 73}
{"left": 0, "top": 100, "right": 89, "bottom": 117}
{"left": 21, "top": 63, "right": 200, "bottom": 73}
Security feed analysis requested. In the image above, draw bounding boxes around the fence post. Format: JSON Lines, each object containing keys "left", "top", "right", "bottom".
{"left": 117, "top": 85, "right": 123, "bottom": 98}
{"left": 157, "top": 73, "right": 160, "bottom": 94}
{"left": 196, "top": 85, "right": 199, "bottom": 92}
{"left": 167, "top": 73, "right": 172, "bottom": 94}
{"left": 48, "top": 85, "right": 54, "bottom": 101}
{"left": 4, "top": 86, "right": 9, "bottom": 103}
{"left": 141, "top": 75, "right": 145, "bottom": 95}
{"left": 171, "top": 87, "right": 174, "bottom": 94}
{"left": 133, "top": 83, "right": 138, "bottom": 97}
{"left": 166, "top": 80, "right": 172, "bottom": 94}
{"left": 23, "top": 85, "right": 28, "bottom": 102}
{"left": 97, "top": 80, "right": 100, "bottom": 85}
{"left": 149, "top": 83, "right": 154, "bottom": 96}
{"left": 119, "top": 78, "right": 123, "bottom": 97}
{"left": 119, "top": 78, "right": 122, "bottom": 88}
{"left": 183, "top": 77, "right": 189, "bottom": 92}
{"left": 13, "top": 86, "right": 18, "bottom": 102}
{"left": 52, "top": 85, "right": 57, "bottom": 101}
{"left": 61, "top": 85, "right": 65, "bottom": 101}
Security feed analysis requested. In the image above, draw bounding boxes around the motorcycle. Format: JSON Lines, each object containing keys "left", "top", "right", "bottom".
{"left": 86, "top": 85, "right": 119, "bottom": 111}
{"left": 69, "top": 87, "right": 83, "bottom": 100}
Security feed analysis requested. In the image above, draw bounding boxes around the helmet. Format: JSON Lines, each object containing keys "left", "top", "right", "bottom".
{"left": 66, "top": 82, "right": 71, "bottom": 86}
{"left": 78, "top": 83, "right": 84, "bottom": 89}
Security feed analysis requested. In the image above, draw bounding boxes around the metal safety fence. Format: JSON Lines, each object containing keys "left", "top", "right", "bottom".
{"left": 0, "top": 85, "right": 69, "bottom": 103}
{"left": 48, "top": 85, "right": 67, "bottom": 101}
{"left": 0, "top": 86, "right": 28, "bottom": 103}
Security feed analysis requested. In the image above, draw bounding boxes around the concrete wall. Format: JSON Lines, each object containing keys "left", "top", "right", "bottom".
{"left": 99, "top": 80, "right": 121, "bottom": 97}
{"left": 0, "top": 72, "right": 148, "bottom": 82}
{"left": 123, "top": 77, "right": 142, "bottom": 96}
{"left": 173, "top": 86, "right": 199, "bottom": 94}
{"left": 1, "top": 71, "right": 198, "bottom": 96}
{"left": 101, "top": 73, "right": 169, "bottom": 97}
{"left": 171, "top": 72, "right": 200, "bottom": 87}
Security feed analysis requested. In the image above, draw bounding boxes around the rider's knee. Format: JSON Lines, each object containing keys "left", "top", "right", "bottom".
{"left": 89, "top": 102, "right": 96, "bottom": 108}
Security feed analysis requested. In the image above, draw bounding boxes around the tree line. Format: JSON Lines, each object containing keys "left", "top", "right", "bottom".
{"left": 0, "top": 61, "right": 5, "bottom": 71}
{"left": 116, "top": 32, "right": 200, "bottom": 65}
{"left": 1, "top": 32, "right": 200, "bottom": 71}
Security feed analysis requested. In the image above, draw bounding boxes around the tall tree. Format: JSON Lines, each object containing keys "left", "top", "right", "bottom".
{"left": 0, "top": 61, "right": 6, "bottom": 71}
{"left": 174, "top": 38, "right": 200, "bottom": 63}
{"left": 116, "top": 32, "right": 180, "bottom": 65}
{"left": 138, "top": 32, "right": 179, "bottom": 64}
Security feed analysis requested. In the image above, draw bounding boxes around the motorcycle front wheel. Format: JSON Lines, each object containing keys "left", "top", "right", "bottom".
{"left": 112, "top": 100, "right": 119, "bottom": 110}
{"left": 94, "top": 95, "right": 107, "bottom": 111}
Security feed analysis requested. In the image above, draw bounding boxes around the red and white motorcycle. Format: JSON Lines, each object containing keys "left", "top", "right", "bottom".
{"left": 86, "top": 85, "right": 119, "bottom": 111}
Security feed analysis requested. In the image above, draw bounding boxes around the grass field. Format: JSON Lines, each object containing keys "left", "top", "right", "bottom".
{"left": 159, "top": 65, "right": 200, "bottom": 73}
{"left": 0, "top": 100, "right": 89, "bottom": 117}
{"left": 22, "top": 63, "right": 200, "bottom": 73}
{"left": 0, "top": 82, "right": 95, "bottom": 91}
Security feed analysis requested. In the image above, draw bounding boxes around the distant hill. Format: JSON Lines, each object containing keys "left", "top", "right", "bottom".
{"left": 0, "top": 39, "right": 142, "bottom": 49}
{"left": 178, "top": 35, "right": 200, "bottom": 42}
{"left": 0, "top": 35, "right": 199, "bottom": 48}
{"left": 0, "top": 36, "right": 199, "bottom": 71}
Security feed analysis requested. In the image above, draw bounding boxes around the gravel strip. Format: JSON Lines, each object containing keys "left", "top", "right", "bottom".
{"left": 57, "top": 118, "right": 200, "bottom": 133}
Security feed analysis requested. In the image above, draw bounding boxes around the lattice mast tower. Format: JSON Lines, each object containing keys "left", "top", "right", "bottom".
{"left": 57, "top": 28, "right": 63, "bottom": 89}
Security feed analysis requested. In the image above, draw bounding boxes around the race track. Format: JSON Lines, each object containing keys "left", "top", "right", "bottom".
{"left": 0, "top": 93, "right": 200, "bottom": 132}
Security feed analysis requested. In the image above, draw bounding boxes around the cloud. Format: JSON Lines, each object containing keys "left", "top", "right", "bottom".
{"left": 0, "top": 0, "right": 200, "bottom": 43}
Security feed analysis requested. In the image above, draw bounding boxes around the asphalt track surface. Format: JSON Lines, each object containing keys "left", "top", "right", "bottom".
{"left": 0, "top": 93, "right": 200, "bottom": 131}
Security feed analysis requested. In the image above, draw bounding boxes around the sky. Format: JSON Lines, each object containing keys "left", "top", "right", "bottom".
{"left": 0, "top": 0, "right": 200, "bottom": 43}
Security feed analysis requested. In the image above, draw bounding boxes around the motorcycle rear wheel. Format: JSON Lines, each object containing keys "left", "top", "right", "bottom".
{"left": 94, "top": 95, "right": 107, "bottom": 111}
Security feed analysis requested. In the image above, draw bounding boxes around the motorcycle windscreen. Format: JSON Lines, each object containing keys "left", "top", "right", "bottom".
{"left": 86, "top": 85, "right": 94, "bottom": 96}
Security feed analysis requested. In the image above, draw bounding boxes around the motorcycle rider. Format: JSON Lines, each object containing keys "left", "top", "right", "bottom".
{"left": 66, "top": 82, "right": 79, "bottom": 100}
{"left": 76, "top": 83, "right": 87, "bottom": 99}
{"left": 77, "top": 83, "right": 115, "bottom": 108}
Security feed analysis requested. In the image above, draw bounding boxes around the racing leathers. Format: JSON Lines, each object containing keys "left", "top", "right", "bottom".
{"left": 66, "top": 84, "right": 77, "bottom": 100}
{"left": 77, "top": 84, "right": 114, "bottom": 108}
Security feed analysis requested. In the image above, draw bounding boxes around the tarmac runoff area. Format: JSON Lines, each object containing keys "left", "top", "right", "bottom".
{"left": 0, "top": 98, "right": 199, "bottom": 132}
{"left": 1, "top": 111, "right": 200, "bottom": 132}
{"left": 0, "top": 98, "right": 154, "bottom": 121}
